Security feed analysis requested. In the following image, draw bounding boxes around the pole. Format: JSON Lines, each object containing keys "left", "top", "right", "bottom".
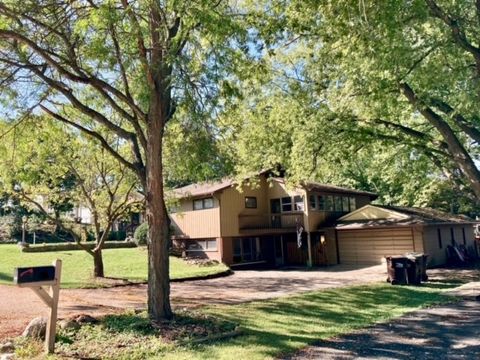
{"left": 45, "top": 259, "right": 62, "bottom": 353}
{"left": 307, "top": 232, "right": 313, "bottom": 268}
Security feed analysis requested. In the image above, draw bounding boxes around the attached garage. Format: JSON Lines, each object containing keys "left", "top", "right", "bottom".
{"left": 333, "top": 205, "right": 477, "bottom": 267}
{"left": 337, "top": 228, "right": 415, "bottom": 265}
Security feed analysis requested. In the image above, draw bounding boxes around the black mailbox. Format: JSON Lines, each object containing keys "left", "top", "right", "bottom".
{"left": 14, "top": 266, "right": 56, "bottom": 284}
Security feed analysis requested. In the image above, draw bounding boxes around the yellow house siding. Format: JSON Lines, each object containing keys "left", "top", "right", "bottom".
{"left": 422, "top": 224, "right": 476, "bottom": 267}
{"left": 170, "top": 196, "right": 221, "bottom": 238}
{"left": 219, "top": 177, "right": 269, "bottom": 237}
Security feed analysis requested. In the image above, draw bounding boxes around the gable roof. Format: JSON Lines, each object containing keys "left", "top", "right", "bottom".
{"left": 169, "top": 178, "right": 235, "bottom": 198}
{"left": 335, "top": 204, "right": 474, "bottom": 229}
{"left": 169, "top": 174, "right": 378, "bottom": 200}
{"left": 300, "top": 180, "right": 377, "bottom": 198}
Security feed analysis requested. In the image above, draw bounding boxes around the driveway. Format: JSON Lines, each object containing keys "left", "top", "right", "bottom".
{"left": 286, "top": 300, "right": 480, "bottom": 360}
{"left": 0, "top": 264, "right": 385, "bottom": 340}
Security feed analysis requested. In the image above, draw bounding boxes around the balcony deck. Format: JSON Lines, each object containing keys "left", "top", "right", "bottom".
{"left": 238, "top": 213, "right": 304, "bottom": 234}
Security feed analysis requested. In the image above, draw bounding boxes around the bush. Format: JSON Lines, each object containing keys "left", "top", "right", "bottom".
{"left": 108, "top": 230, "right": 127, "bottom": 241}
{"left": 0, "top": 214, "right": 22, "bottom": 243}
{"left": 134, "top": 223, "right": 148, "bottom": 245}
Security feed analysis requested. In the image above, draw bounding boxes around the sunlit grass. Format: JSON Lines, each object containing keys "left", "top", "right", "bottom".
{"left": 0, "top": 244, "right": 229, "bottom": 288}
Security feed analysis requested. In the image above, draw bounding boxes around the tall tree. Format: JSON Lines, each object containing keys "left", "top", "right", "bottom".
{"left": 0, "top": 0, "right": 247, "bottom": 320}
{"left": 229, "top": 0, "right": 480, "bottom": 205}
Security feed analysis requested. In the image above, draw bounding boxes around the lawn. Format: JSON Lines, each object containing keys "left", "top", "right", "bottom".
{"left": 17, "top": 280, "right": 456, "bottom": 360}
{"left": 0, "top": 244, "right": 229, "bottom": 288}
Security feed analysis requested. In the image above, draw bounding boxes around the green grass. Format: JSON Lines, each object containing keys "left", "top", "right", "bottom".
{"left": 0, "top": 244, "right": 229, "bottom": 288}
{"left": 19, "top": 280, "right": 456, "bottom": 360}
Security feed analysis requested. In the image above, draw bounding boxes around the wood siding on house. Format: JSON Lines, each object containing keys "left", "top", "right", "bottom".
{"left": 422, "top": 224, "right": 476, "bottom": 267}
{"left": 219, "top": 178, "right": 307, "bottom": 237}
{"left": 170, "top": 196, "right": 221, "bottom": 238}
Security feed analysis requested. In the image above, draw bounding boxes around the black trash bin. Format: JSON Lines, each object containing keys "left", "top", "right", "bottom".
{"left": 405, "top": 253, "right": 428, "bottom": 283}
{"left": 386, "top": 256, "right": 411, "bottom": 285}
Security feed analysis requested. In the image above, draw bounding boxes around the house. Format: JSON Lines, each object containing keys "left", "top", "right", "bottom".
{"left": 331, "top": 205, "right": 478, "bottom": 267}
{"left": 169, "top": 172, "right": 376, "bottom": 267}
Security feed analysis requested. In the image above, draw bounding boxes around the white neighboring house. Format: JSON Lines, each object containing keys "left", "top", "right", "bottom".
{"left": 33, "top": 194, "right": 92, "bottom": 224}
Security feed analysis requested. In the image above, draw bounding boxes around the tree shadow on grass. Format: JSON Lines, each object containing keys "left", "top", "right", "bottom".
{"left": 196, "top": 283, "right": 453, "bottom": 359}
{"left": 0, "top": 271, "right": 12, "bottom": 283}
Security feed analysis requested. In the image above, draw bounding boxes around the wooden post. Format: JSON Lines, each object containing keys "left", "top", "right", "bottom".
{"left": 46, "top": 259, "right": 61, "bottom": 353}
{"left": 16, "top": 259, "right": 62, "bottom": 354}
{"left": 307, "top": 232, "right": 313, "bottom": 268}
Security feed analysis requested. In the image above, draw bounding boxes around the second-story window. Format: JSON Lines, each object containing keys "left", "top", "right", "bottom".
{"left": 325, "top": 195, "right": 334, "bottom": 211}
{"left": 294, "top": 195, "right": 305, "bottom": 211}
{"left": 309, "top": 195, "right": 317, "bottom": 210}
{"left": 318, "top": 195, "right": 326, "bottom": 210}
{"left": 349, "top": 197, "right": 356, "bottom": 211}
{"left": 334, "top": 196, "right": 343, "bottom": 212}
{"left": 193, "top": 197, "right": 214, "bottom": 210}
{"left": 281, "top": 197, "right": 292, "bottom": 212}
{"left": 245, "top": 196, "right": 257, "bottom": 209}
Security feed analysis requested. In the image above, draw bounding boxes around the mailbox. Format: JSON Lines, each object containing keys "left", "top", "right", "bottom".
{"left": 14, "top": 266, "right": 56, "bottom": 285}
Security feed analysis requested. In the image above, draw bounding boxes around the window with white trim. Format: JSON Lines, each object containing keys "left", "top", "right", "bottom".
{"left": 281, "top": 197, "right": 292, "bottom": 212}
{"left": 193, "top": 197, "right": 214, "bottom": 210}
{"left": 294, "top": 195, "right": 304, "bottom": 211}
{"left": 186, "top": 239, "right": 217, "bottom": 251}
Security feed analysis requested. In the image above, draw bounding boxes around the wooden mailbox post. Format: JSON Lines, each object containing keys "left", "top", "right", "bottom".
{"left": 14, "top": 259, "right": 62, "bottom": 354}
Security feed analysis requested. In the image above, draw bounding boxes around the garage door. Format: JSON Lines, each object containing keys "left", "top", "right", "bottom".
{"left": 337, "top": 228, "right": 415, "bottom": 265}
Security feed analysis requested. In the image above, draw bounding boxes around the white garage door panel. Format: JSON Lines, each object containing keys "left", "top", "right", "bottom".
{"left": 338, "top": 228, "right": 415, "bottom": 265}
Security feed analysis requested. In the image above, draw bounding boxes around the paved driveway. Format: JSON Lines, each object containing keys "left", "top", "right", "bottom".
{"left": 0, "top": 264, "right": 385, "bottom": 340}
{"left": 287, "top": 300, "right": 480, "bottom": 360}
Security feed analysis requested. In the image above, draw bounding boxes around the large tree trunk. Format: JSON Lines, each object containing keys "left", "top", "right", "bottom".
{"left": 93, "top": 249, "right": 104, "bottom": 278}
{"left": 145, "top": 100, "right": 172, "bottom": 320}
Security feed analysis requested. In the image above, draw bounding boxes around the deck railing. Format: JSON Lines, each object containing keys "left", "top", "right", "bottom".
{"left": 238, "top": 213, "right": 304, "bottom": 231}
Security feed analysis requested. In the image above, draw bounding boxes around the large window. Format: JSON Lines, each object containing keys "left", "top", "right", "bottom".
{"left": 342, "top": 197, "right": 349, "bottom": 212}
{"left": 233, "top": 237, "right": 261, "bottom": 263}
{"left": 193, "top": 197, "right": 214, "bottom": 210}
{"left": 186, "top": 239, "right": 217, "bottom": 252}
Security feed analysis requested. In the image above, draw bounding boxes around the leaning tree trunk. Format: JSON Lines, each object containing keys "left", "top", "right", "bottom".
{"left": 93, "top": 248, "right": 105, "bottom": 278}
{"left": 145, "top": 96, "right": 173, "bottom": 321}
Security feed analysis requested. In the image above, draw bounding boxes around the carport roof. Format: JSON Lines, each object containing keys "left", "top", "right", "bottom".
{"left": 334, "top": 204, "right": 474, "bottom": 229}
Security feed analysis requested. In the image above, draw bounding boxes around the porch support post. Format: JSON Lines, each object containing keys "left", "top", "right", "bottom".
{"left": 307, "top": 232, "right": 313, "bottom": 268}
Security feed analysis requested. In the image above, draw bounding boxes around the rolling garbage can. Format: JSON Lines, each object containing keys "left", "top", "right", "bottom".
{"left": 405, "top": 252, "right": 428, "bottom": 282}
{"left": 386, "top": 256, "right": 411, "bottom": 285}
